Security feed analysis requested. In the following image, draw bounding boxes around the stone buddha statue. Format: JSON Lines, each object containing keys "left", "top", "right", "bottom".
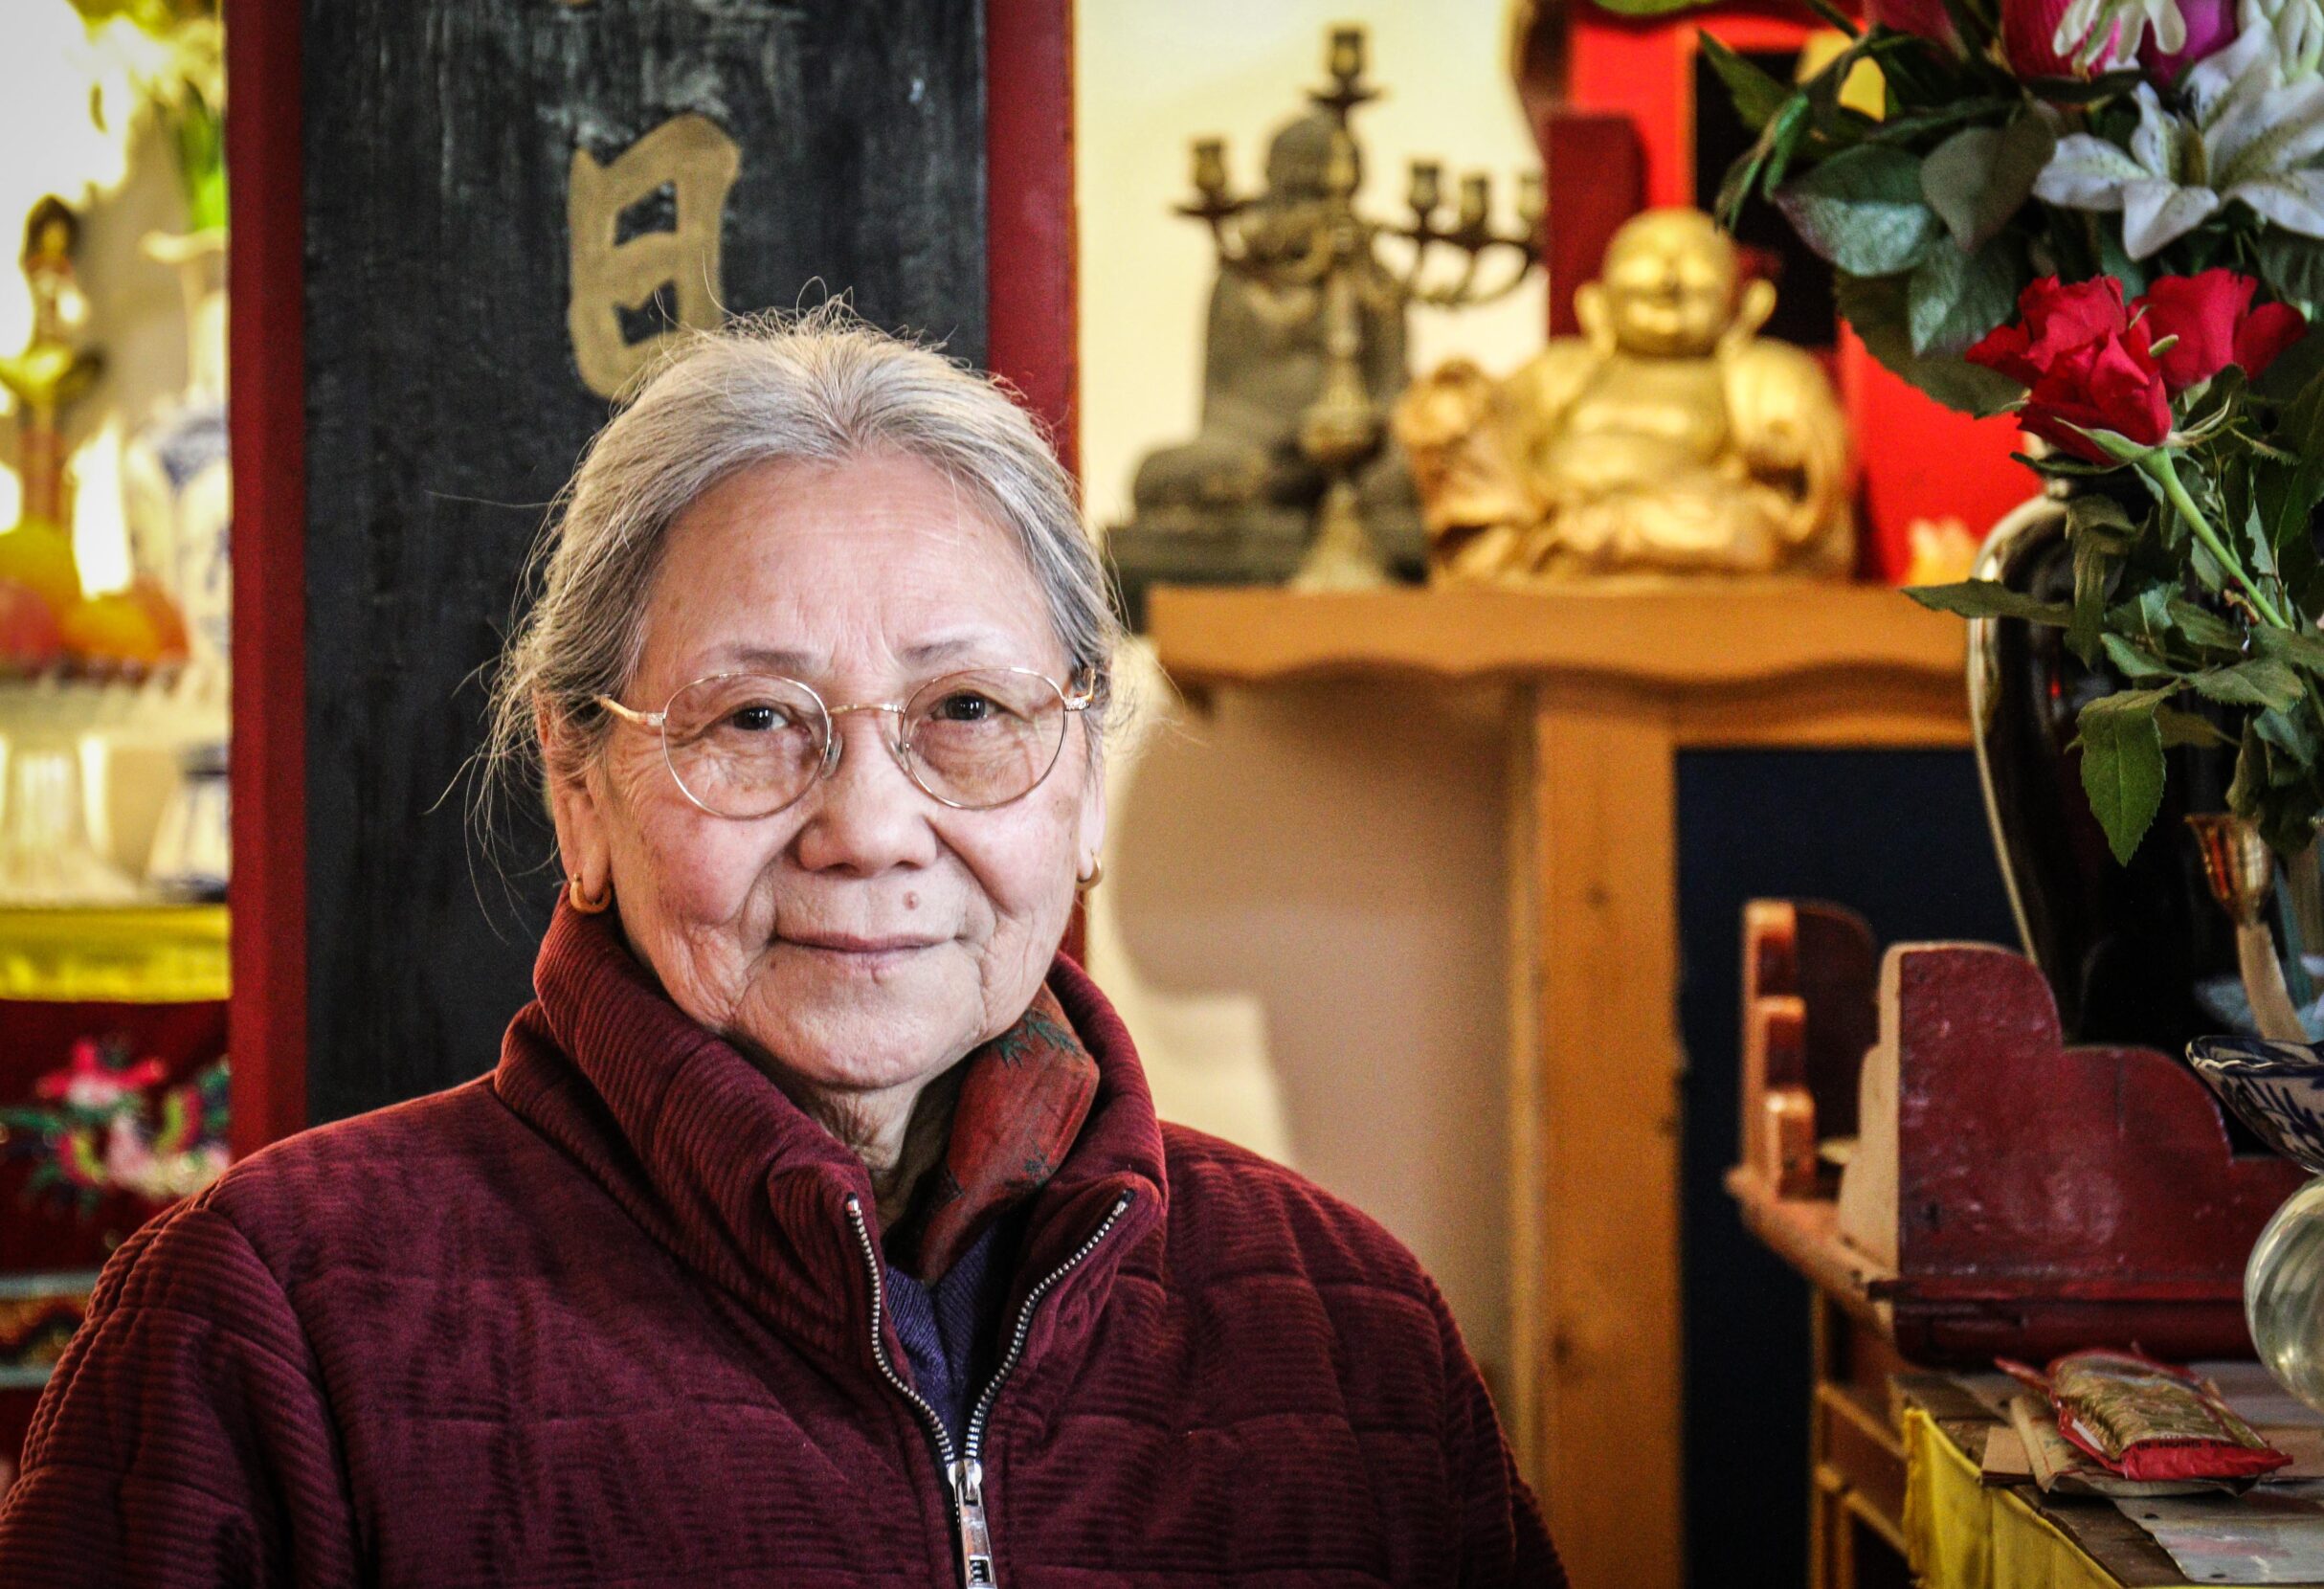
{"left": 1112, "top": 110, "right": 1422, "bottom": 608}
{"left": 1393, "top": 208, "right": 1853, "bottom": 583}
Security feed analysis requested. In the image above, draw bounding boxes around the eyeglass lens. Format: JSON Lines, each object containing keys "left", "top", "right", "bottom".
{"left": 659, "top": 668, "right": 1072, "bottom": 817}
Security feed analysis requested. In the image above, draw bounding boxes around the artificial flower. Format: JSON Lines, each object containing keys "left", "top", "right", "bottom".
{"left": 2245, "top": 0, "right": 2324, "bottom": 80}
{"left": 2053, "top": 0, "right": 2186, "bottom": 63}
{"left": 2007, "top": 0, "right": 2130, "bottom": 74}
{"left": 1970, "top": 278, "right": 2175, "bottom": 459}
{"left": 2137, "top": 268, "right": 2307, "bottom": 389}
{"left": 2034, "top": 18, "right": 2324, "bottom": 257}
{"left": 2145, "top": 0, "right": 2241, "bottom": 78}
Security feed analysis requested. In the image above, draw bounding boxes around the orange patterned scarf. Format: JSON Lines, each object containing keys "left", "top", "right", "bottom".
{"left": 894, "top": 985, "right": 1098, "bottom": 1281}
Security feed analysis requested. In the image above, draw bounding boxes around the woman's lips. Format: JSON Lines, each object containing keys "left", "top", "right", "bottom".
{"left": 780, "top": 932, "right": 942, "bottom": 960}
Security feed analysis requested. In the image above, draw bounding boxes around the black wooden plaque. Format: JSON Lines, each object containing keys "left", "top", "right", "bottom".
{"left": 302, "top": 0, "right": 988, "bottom": 1122}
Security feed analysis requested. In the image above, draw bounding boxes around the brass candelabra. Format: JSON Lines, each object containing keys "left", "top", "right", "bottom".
{"left": 1175, "top": 25, "right": 1541, "bottom": 590}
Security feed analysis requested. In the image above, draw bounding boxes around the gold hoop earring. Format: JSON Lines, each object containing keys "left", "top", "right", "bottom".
{"left": 569, "top": 872, "right": 613, "bottom": 914}
{"left": 1077, "top": 860, "right": 1104, "bottom": 891}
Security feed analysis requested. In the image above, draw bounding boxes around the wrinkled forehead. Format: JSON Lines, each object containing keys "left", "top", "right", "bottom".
{"left": 638, "top": 454, "right": 1064, "bottom": 687}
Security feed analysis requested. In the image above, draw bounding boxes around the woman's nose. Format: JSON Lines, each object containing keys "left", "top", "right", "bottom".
{"left": 790, "top": 710, "right": 938, "bottom": 875}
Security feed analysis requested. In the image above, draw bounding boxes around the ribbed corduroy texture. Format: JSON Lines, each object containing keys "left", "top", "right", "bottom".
{"left": 0, "top": 903, "right": 1561, "bottom": 1586}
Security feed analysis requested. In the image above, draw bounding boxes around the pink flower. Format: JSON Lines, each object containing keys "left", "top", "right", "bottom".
{"left": 2142, "top": 0, "right": 2238, "bottom": 79}
{"left": 2003, "top": 0, "right": 2123, "bottom": 77}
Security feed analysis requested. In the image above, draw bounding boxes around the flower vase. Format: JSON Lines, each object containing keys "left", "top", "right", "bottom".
{"left": 1968, "top": 490, "right": 2241, "bottom": 1050}
{"left": 2191, "top": 1039, "right": 2324, "bottom": 1411}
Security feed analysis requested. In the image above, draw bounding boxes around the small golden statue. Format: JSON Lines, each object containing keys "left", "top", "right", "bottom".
{"left": 1393, "top": 208, "right": 1853, "bottom": 583}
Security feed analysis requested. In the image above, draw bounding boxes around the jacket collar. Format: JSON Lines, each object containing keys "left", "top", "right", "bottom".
{"left": 493, "top": 900, "right": 1168, "bottom": 1368}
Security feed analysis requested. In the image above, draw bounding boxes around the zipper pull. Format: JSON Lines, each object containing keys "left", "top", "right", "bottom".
{"left": 949, "top": 1457, "right": 998, "bottom": 1587}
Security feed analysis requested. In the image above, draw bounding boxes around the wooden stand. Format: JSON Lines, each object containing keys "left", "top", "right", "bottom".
{"left": 1148, "top": 581, "right": 1970, "bottom": 1589}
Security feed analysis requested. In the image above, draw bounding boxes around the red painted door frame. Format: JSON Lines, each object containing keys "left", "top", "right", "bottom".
{"left": 225, "top": 1, "right": 1080, "bottom": 1154}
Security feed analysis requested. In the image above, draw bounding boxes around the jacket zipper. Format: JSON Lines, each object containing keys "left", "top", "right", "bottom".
{"left": 845, "top": 1189, "right": 1134, "bottom": 1589}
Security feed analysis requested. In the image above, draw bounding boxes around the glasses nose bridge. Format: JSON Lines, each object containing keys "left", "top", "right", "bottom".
{"left": 816, "top": 700, "right": 910, "bottom": 776}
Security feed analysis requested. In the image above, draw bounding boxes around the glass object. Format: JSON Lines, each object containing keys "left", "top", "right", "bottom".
{"left": 2247, "top": 1177, "right": 2324, "bottom": 1413}
{"left": 2190, "top": 1037, "right": 2324, "bottom": 1411}
{"left": 0, "top": 678, "right": 142, "bottom": 904}
{"left": 144, "top": 740, "right": 227, "bottom": 901}
{"left": 597, "top": 667, "right": 1093, "bottom": 817}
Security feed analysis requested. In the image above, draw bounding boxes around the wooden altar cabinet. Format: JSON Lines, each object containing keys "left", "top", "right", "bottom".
{"left": 1146, "top": 581, "right": 1970, "bottom": 1589}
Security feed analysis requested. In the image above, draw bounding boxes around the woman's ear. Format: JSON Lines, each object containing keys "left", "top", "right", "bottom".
{"left": 1075, "top": 742, "right": 1108, "bottom": 884}
{"left": 537, "top": 701, "right": 612, "bottom": 897}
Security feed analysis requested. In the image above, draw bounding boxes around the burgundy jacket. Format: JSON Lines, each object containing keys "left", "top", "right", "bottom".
{"left": 0, "top": 905, "right": 1559, "bottom": 1586}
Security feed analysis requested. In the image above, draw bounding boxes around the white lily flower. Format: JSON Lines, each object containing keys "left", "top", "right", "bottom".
{"left": 2245, "top": 0, "right": 2324, "bottom": 81}
{"left": 2056, "top": 0, "right": 2184, "bottom": 65}
{"left": 2034, "top": 19, "right": 2324, "bottom": 256}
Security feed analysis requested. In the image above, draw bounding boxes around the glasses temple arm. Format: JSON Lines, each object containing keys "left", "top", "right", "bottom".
{"left": 592, "top": 694, "right": 665, "bottom": 730}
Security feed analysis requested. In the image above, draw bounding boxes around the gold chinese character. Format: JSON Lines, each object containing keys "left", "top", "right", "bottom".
{"left": 567, "top": 114, "right": 740, "bottom": 399}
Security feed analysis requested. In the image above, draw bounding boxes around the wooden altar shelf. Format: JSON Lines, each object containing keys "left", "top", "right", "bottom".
{"left": 1732, "top": 904, "right": 2306, "bottom": 1587}
{"left": 1146, "top": 581, "right": 1972, "bottom": 1589}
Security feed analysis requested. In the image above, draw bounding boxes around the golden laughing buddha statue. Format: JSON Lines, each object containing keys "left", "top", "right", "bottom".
{"left": 1393, "top": 207, "right": 1854, "bottom": 583}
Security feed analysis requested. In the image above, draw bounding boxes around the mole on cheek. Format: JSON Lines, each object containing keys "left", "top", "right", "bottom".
{"left": 905, "top": 892, "right": 920, "bottom": 910}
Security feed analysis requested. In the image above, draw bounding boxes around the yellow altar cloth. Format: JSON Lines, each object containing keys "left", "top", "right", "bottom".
{"left": 1902, "top": 1406, "right": 2275, "bottom": 1589}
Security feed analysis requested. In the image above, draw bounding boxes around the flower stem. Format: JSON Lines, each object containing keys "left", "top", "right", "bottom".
{"left": 2145, "top": 447, "right": 2290, "bottom": 630}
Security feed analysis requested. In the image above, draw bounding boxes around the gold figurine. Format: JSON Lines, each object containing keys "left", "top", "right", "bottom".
{"left": 1393, "top": 208, "right": 1853, "bottom": 584}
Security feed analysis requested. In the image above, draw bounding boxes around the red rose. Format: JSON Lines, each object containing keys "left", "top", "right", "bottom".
{"left": 1969, "top": 277, "right": 2172, "bottom": 461}
{"left": 2134, "top": 269, "right": 2307, "bottom": 392}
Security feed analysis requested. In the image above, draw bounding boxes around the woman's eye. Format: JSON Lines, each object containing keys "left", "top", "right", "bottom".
{"left": 932, "top": 692, "right": 997, "bottom": 723}
{"left": 728, "top": 705, "right": 785, "bottom": 731}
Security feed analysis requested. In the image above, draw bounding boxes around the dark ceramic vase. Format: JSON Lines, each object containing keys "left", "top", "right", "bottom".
{"left": 1968, "top": 494, "right": 2240, "bottom": 1054}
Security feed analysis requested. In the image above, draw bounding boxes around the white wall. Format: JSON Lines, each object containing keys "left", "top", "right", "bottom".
{"left": 1076, "top": 0, "right": 1545, "bottom": 1387}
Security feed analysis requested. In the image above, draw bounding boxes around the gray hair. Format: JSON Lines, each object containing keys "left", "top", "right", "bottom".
{"left": 475, "top": 305, "right": 1123, "bottom": 839}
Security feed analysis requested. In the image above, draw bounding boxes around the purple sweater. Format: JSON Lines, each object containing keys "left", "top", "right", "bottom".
{"left": 0, "top": 902, "right": 1559, "bottom": 1586}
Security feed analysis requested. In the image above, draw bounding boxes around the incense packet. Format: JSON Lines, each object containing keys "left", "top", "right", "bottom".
{"left": 1997, "top": 1350, "right": 2290, "bottom": 1483}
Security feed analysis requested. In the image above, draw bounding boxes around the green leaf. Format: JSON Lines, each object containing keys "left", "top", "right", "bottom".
{"left": 2229, "top": 722, "right": 2269, "bottom": 815}
{"left": 2068, "top": 494, "right": 2137, "bottom": 667}
{"left": 1759, "top": 96, "right": 1816, "bottom": 192}
{"left": 1908, "top": 233, "right": 2028, "bottom": 358}
{"left": 1904, "top": 579, "right": 2071, "bottom": 623}
{"left": 2256, "top": 702, "right": 2323, "bottom": 766}
{"left": 2165, "top": 597, "right": 2247, "bottom": 655}
{"left": 1775, "top": 146, "right": 1945, "bottom": 277}
{"left": 2067, "top": 493, "right": 2137, "bottom": 543}
{"left": 2254, "top": 625, "right": 2324, "bottom": 673}
{"left": 2157, "top": 706, "right": 2236, "bottom": 748}
{"left": 2190, "top": 659, "right": 2306, "bottom": 709}
{"left": 1918, "top": 116, "right": 2057, "bottom": 253}
{"left": 2099, "top": 631, "right": 2178, "bottom": 678}
{"left": 2077, "top": 688, "right": 2172, "bottom": 864}
{"left": 1835, "top": 270, "right": 2027, "bottom": 414}
{"left": 2258, "top": 234, "right": 2324, "bottom": 319}
{"left": 1700, "top": 33, "right": 1794, "bottom": 135}
{"left": 2256, "top": 326, "right": 2324, "bottom": 403}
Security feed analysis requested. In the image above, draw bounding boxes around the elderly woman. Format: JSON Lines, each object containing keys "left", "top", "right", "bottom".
{"left": 0, "top": 314, "right": 1557, "bottom": 1587}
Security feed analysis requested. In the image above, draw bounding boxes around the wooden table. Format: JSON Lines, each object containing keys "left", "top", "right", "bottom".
{"left": 1147, "top": 581, "right": 1969, "bottom": 1589}
{"left": 1733, "top": 1172, "right": 2220, "bottom": 1587}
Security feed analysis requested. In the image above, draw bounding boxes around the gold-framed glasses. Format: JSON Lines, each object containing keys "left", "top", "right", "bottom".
{"left": 594, "top": 666, "right": 1094, "bottom": 818}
